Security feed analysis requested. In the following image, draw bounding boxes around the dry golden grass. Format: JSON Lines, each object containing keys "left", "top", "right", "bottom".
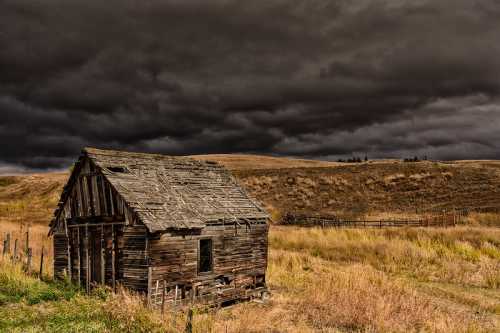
{"left": 191, "top": 153, "right": 342, "bottom": 170}
{"left": 1, "top": 221, "right": 53, "bottom": 276}
{"left": 2, "top": 225, "right": 498, "bottom": 332}
{"left": 0, "top": 173, "right": 66, "bottom": 225}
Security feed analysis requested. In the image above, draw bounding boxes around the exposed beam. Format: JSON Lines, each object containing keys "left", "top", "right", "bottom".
{"left": 68, "top": 222, "right": 125, "bottom": 228}
{"left": 66, "top": 215, "right": 125, "bottom": 225}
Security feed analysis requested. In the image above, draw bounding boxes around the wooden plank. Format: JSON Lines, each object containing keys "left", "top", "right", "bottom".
{"left": 147, "top": 266, "right": 152, "bottom": 307}
{"left": 77, "top": 227, "right": 81, "bottom": 286}
{"left": 67, "top": 215, "right": 125, "bottom": 225}
{"left": 112, "top": 224, "right": 116, "bottom": 292}
{"left": 68, "top": 222, "right": 125, "bottom": 228}
{"left": 85, "top": 225, "right": 90, "bottom": 294}
{"left": 64, "top": 219, "right": 72, "bottom": 281}
{"left": 101, "top": 225, "right": 105, "bottom": 285}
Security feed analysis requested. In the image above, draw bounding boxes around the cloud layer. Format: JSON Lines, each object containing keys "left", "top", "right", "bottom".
{"left": 1, "top": 0, "right": 500, "bottom": 169}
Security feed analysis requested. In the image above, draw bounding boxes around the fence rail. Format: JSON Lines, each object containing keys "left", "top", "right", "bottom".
{"left": 280, "top": 212, "right": 461, "bottom": 228}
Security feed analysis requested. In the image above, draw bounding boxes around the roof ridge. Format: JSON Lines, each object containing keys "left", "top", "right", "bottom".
{"left": 83, "top": 147, "right": 220, "bottom": 167}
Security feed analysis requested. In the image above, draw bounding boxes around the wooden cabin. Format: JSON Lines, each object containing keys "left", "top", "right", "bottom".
{"left": 49, "top": 147, "right": 269, "bottom": 306}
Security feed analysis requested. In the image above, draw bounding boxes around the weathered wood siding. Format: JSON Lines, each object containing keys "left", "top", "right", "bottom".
{"left": 121, "top": 223, "right": 149, "bottom": 291}
{"left": 147, "top": 220, "right": 268, "bottom": 305}
{"left": 53, "top": 232, "right": 69, "bottom": 279}
{"left": 53, "top": 156, "right": 132, "bottom": 288}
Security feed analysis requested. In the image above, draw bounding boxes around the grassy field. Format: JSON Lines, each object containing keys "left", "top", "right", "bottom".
{"left": 1, "top": 160, "right": 500, "bottom": 332}
{"left": 1, "top": 224, "right": 499, "bottom": 332}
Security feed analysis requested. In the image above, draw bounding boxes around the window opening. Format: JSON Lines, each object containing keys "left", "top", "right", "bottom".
{"left": 199, "top": 239, "right": 213, "bottom": 273}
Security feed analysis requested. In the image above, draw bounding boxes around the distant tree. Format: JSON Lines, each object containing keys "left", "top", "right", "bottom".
{"left": 364, "top": 155, "right": 368, "bottom": 162}
{"left": 403, "top": 156, "right": 420, "bottom": 163}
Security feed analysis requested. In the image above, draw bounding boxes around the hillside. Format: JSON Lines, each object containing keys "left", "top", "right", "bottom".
{"left": 0, "top": 173, "right": 67, "bottom": 225}
{"left": 191, "top": 153, "right": 341, "bottom": 170}
{"left": 1, "top": 157, "right": 500, "bottom": 225}
{"left": 233, "top": 160, "right": 500, "bottom": 218}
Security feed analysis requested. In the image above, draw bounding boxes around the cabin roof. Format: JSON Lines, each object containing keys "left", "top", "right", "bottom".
{"left": 53, "top": 147, "right": 268, "bottom": 232}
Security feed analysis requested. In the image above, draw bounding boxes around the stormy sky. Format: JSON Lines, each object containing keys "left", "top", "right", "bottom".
{"left": 1, "top": 0, "right": 500, "bottom": 171}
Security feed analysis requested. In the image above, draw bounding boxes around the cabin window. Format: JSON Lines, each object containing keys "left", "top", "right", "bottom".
{"left": 199, "top": 238, "right": 213, "bottom": 273}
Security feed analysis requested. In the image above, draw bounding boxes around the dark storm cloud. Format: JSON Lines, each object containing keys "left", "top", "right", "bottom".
{"left": 1, "top": 0, "right": 500, "bottom": 170}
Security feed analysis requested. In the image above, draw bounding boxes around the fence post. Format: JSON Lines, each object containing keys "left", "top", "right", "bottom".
{"left": 161, "top": 280, "right": 166, "bottom": 315}
{"left": 3, "top": 233, "right": 11, "bottom": 256}
{"left": 27, "top": 248, "right": 32, "bottom": 273}
{"left": 25, "top": 228, "right": 30, "bottom": 256}
{"left": 13, "top": 239, "right": 18, "bottom": 262}
{"left": 185, "top": 308, "right": 193, "bottom": 333}
{"left": 39, "top": 245, "right": 45, "bottom": 278}
{"left": 2, "top": 236, "right": 7, "bottom": 257}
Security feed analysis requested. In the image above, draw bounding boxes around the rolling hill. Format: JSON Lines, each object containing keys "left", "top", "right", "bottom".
{"left": 1, "top": 156, "right": 500, "bottom": 226}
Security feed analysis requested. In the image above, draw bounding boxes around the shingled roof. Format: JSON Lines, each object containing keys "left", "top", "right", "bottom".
{"left": 55, "top": 148, "right": 268, "bottom": 232}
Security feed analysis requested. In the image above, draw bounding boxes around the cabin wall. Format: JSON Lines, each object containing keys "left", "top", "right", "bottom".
{"left": 147, "top": 220, "right": 268, "bottom": 306}
{"left": 53, "top": 156, "right": 133, "bottom": 288}
{"left": 121, "top": 223, "right": 149, "bottom": 291}
{"left": 53, "top": 232, "right": 69, "bottom": 279}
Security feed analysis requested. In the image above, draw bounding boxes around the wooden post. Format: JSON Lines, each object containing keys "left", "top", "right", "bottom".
{"left": 185, "top": 308, "right": 193, "bottom": 333}
{"left": 77, "top": 227, "right": 81, "bottom": 286}
{"left": 100, "top": 225, "right": 105, "bottom": 285}
{"left": 161, "top": 280, "right": 166, "bottom": 315}
{"left": 147, "top": 266, "right": 153, "bottom": 307}
{"left": 65, "top": 220, "right": 72, "bottom": 281}
{"left": 3, "top": 233, "right": 11, "bottom": 256}
{"left": 39, "top": 246, "right": 45, "bottom": 278}
{"left": 13, "top": 239, "right": 18, "bottom": 262}
{"left": 26, "top": 248, "right": 32, "bottom": 273}
{"left": 111, "top": 225, "right": 116, "bottom": 292}
{"left": 85, "top": 224, "right": 90, "bottom": 294}
{"left": 25, "top": 229, "right": 30, "bottom": 256}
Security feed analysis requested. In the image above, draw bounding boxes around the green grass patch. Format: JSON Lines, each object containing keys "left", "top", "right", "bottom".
{"left": 0, "top": 261, "right": 79, "bottom": 306}
{"left": 0, "top": 261, "right": 178, "bottom": 332}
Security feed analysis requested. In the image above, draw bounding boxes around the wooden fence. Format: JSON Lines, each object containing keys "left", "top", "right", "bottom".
{"left": 280, "top": 211, "right": 464, "bottom": 228}
{"left": 1, "top": 229, "right": 46, "bottom": 278}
